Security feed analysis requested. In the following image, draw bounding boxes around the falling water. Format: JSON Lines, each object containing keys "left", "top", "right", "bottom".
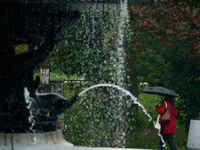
{"left": 115, "top": 0, "right": 130, "bottom": 146}
{"left": 60, "top": 1, "right": 164, "bottom": 148}
{"left": 24, "top": 87, "right": 37, "bottom": 145}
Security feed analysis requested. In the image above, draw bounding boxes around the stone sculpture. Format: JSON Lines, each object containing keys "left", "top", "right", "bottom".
{"left": 0, "top": 1, "right": 81, "bottom": 132}
{"left": 0, "top": 0, "right": 121, "bottom": 133}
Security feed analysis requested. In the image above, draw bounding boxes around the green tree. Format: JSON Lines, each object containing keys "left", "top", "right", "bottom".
{"left": 161, "top": 39, "right": 200, "bottom": 129}
{"left": 128, "top": 0, "right": 200, "bottom": 130}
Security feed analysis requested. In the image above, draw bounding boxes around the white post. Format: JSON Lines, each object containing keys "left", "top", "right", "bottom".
{"left": 187, "top": 118, "right": 200, "bottom": 150}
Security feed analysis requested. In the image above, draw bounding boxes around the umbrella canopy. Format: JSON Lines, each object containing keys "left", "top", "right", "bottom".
{"left": 141, "top": 86, "right": 178, "bottom": 97}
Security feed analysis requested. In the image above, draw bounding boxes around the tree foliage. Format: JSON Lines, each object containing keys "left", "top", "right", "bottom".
{"left": 162, "top": 41, "right": 200, "bottom": 129}
{"left": 128, "top": 0, "right": 200, "bottom": 129}
{"left": 129, "top": 0, "right": 200, "bottom": 66}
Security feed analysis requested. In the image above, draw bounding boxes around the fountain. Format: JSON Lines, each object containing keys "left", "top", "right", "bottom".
{"left": 0, "top": 0, "right": 122, "bottom": 133}
{"left": 0, "top": 0, "right": 155, "bottom": 150}
{"left": 0, "top": 1, "right": 82, "bottom": 133}
{"left": 0, "top": 1, "right": 126, "bottom": 148}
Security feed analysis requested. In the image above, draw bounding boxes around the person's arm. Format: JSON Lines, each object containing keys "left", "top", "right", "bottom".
{"left": 156, "top": 101, "right": 166, "bottom": 115}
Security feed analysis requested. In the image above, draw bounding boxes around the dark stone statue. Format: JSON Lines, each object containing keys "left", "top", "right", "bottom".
{"left": 0, "top": 0, "right": 121, "bottom": 133}
{"left": 0, "top": 2, "right": 81, "bottom": 133}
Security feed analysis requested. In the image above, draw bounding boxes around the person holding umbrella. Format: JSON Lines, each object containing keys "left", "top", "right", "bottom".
{"left": 156, "top": 94, "right": 177, "bottom": 150}
{"left": 141, "top": 86, "right": 178, "bottom": 150}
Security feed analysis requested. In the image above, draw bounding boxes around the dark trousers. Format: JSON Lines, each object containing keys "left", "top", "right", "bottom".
{"left": 158, "top": 134, "right": 176, "bottom": 150}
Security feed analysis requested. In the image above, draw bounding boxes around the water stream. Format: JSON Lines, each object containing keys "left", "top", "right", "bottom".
{"left": 79, "top": 83, "right": 152, "bottom": 121}
{"left": 78, "top": 83, "right": 166, "bottom": 147}
{"left": 24, "top": 87, "right": 37, "bottom": 145}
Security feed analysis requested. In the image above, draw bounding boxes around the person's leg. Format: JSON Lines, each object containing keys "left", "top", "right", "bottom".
{"left": 158, "top": 134, "right": 167, "bottom": 150}
{"left": 165, "top": 134, "right": 176, "bottom": 150}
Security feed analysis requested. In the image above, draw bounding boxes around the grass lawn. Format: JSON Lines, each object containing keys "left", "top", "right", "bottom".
{"left": 35, "top": 72, "right": 84, "bottom": 80}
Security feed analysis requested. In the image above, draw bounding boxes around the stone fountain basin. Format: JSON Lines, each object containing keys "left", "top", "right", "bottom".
{"left": 0, "top": 130, "right": 72, "bottom": 146}
{"left": 0, "top": 0, "right": 121, "bottom": 45}
{"left": 0, "top": 130, "right": 154, "bottom": 150}
{"left": 0, "top": 2, "right": 82, "bottom": 44}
